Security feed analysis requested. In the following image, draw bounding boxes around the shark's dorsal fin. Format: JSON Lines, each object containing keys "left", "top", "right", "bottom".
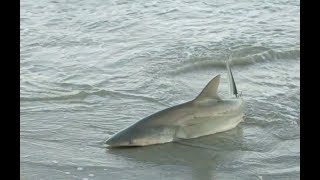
{"left": 194, "top": 75, "right": 221, "bottom": 101}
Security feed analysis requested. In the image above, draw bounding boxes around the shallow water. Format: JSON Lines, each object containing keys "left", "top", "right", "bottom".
{"left": 21, "top": 0, "right": 300, "bottom": 179}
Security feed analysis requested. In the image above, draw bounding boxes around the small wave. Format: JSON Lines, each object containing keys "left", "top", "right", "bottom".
{"left": 156, "top": 8, "right": 179, "bottom": 16}
{"left": 168, "top": 48, "right": 300, "bottom": 75}
{"left": 20, "top": 91, "right": 90, "bottom": 101}
{"left": 84, "top": 20, "right": 110, "bottom": 31}
{"left": 20, "top": 89, "right": 167, "bottom": 106}
{"left": 107, "top": 20, "right": 139, "bottom": 33}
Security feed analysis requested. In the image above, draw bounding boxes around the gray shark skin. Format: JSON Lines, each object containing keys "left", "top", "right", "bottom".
{"left": 106, "top": 62, "right": 245, "bottom": 147}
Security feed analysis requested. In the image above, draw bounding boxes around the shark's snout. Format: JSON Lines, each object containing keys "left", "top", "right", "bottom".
{"left": 105, "top": 131, "right": 132, "bottom": 147}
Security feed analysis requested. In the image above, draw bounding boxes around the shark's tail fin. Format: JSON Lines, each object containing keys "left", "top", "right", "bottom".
{"left": 226, "top": 59, "right": 238, "bottom": 97}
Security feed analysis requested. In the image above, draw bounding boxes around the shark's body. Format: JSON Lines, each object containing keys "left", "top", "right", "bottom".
{"left": 106, "top": 62, "right": 245, "bottom": 147}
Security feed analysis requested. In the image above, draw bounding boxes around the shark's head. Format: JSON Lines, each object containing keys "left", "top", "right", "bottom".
{"left": 105, "top": 134, "right": 129, "bottom": 147}
{"left": 106, "top": 124, "right": 175, "bottom": 147}
{"left": 105, "top": 126, "right": 139, "bottom": 147}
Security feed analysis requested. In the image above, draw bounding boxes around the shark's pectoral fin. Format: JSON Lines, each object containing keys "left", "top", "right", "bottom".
{"left": 194, "top": 75, "right": 221, "bottom": 102}
{"left": 175, "top": 113, "right": 243, "bottom": 139}
{"left": 175, "top": 117, "right": 214, "bottom": 139}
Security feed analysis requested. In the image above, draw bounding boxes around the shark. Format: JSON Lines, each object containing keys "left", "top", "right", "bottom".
{"left": 106, "top": 61, "right": 245, "bottom": 147}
